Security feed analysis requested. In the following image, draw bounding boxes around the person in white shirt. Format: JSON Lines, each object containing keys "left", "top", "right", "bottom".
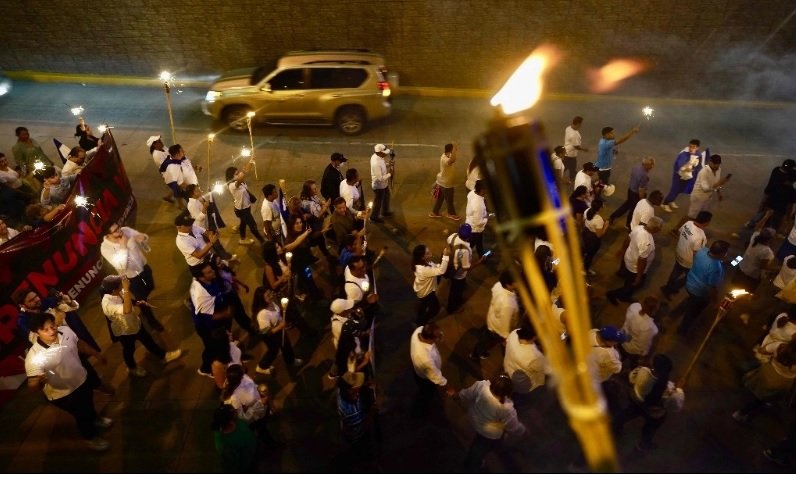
{"left": 24, "top": 312, "right": 112, "bottom": 451}
{"left": 459, "top": 373, "right": 526, "bottom": 471}
{"left": 340, "top": 168, "right": 364, "bottom": 214}
{"left": 330, "top": 298, "right": 357, "bottom": 349}
{"left": 100, "top": 275, "right": 181, "bottom": 377}
{"left": 225, "top": 161, "right": 264, "bottom": 245}
{"left": 471, "top": 272, "right": 519, "bottom": 360}
{"left": 147, "top": 135, "right": 176, "bottom": 204}
{"left": 773, "top": 255, "right": 796, "bottom": 292}
{"left": 251, "top": 287, "right": 302, "bottom": 376}
{"left": 161, "top": 144, "right": 199, "bottom": 209}
{"left": 582, "top": 199, "right": 609, "bottom": 275}
{"left": 61, "top": 146, "right": 95, "bottom": 176}
{"left": 614, "top": 354, "right": 684, "bottom": 452}
{"left": 465, "top": 157, "right": 482, "bottom": 191}
{"left": 447, "top": 224, "right": 484, "bottom": 312}
{"left": 551, "top": 145, "right": 568, "bottom": 185}
{"left": 574, "top": 162, "right": 598, "bottom": 202}
{"left": 754, "top": 310, "right": 796, "bottom": 363}
{"left": 0, "top": 216, "right": 20, "bottom": 246}
{"left": 684, "top": 154, "right": 730, "bottom": 225}
{"left": 620, "top": 297, "right": 661, "bottom": 365}
{"left": 737, "top": 225, "right": 776, "bottom": 293}
{"left": 430, "top": 143, "right": 459, "bottom": 220}
{"left": 221, "top": 364, "right": 269, "bottom": 427}
{"left": 563, "top": 116, "right": 588, "bottom": 184}
{"left": 589, "top": 325, "right": 626, "bottom": 383}
{"left": 412, "top": 244, "right": 449, "bottom": 326}
{"left": 259, "top": 183, "right": 283, "bottom": 243}
{"left": 175, "top": 213, "right": 219, "bottom": 268}
{"left": 630, "top": 190, "right": 663, "bottom": 229}
{"left": 411, "top": 324, "right": 455, "bottom": 417}
{"left": 606, "top": 217, "right": 663, "bottom": 305}
{"left": 465, "top": 179, "right": 488, "bottom": 256}
{"left": 661, "top": 211, "right": 711, "bottom": 299}
{"left": 370, "top": 143, "right": 393, "bottom": 222}
{"left": 185, "top": 184, "right": 210, "bottom": 230}
{"left": 504, "top": 325, "right": 549, "bottom": 394}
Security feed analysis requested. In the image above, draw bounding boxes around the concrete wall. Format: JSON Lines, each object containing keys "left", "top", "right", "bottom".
{"left": 1, "top": 0, "right": 794, "bottom": 99}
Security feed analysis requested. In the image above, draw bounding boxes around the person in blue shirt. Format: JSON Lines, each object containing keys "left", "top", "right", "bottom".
{"left": 595, "top": 125, "right": 640, "bottom": 185}
{"left": 675, "top": 240, "right": 729, "bottom": 336}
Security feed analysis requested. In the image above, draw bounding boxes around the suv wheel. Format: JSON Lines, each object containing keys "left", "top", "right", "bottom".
{"left": 336, "top": 106, "right": 366, "bottom": 135}
{"left": 223, "top": 106, "right": 250, "bottom": 132}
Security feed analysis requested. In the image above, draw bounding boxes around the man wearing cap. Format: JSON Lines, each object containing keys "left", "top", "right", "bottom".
{"left": 330, "top": 298, "right": 357, "bottom": 349}
{"left": 446, "top": 224, "right": 484, "bottom": 313}
{"left": 596, "top": 125, "right": 640, "bottom": 185}
{"left": 609, "top": 156, "right": 655, "bottom": 229}
{"left": 175, "top": 212, "right": 219, "bottom": 269}
{"left": 629, "top": 190, "right": 664, "bottom": 230}
{"left": 100, "top": 275, "right": 182, "bottom": 377}
{"left": 322, "top": 152, "right": 347, "bottom": 202}
{"left": 369, "top": 144, "right": 393, "bottom": 223}
{"left": 147, "top": 135, "right": 175, "bottom": 203}
{"left": 606, "top": 217, "right": 663, "bottom": 305}
{"left": 410, "top": 323, "right": 455, "bottom": 418}
{"left": 563, "top": 116, "right": 588, "bottom": 185}
{"left": 430, "top": 143, "right": 460, "bottom": 221}
{"left": 589, "top": 325, "right": 625, "bottom": 383}
{"left": 660, "top": 211, "right": 711, "bottom": 300}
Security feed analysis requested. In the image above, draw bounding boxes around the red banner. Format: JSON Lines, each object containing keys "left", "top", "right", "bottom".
{"left": 0, "top": 133, "right": 136, "bottom": 371}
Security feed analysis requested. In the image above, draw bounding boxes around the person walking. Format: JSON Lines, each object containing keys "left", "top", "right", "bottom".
{"left": 673, "top": 154, "right": 730, "bottom": 232}
{"left": 458, "top": 373, "right": 527, "bottom": 472}
{"left": 734, "top": 218, "right": 776, "bottom": 293}
{"left": 446, "top": 224, "right": 483, "bottom": 313}
{"left": 563, "top": 116, "right": 588, "bottom": 185}
{"left": 410, "top": 323, "right": 456, "bottom": 417}
{"left": 660, "top": 211, "right": 711, "bottom": 300}
{"left": 613, "top": 354, "right": 685, "bottom": 452}
{"left": 471, "top": 271, "right": 519, "bottom": 360}
{"left": 662, "top": 139, "right": 707, "bottom": 213}
{"left": 321, "top": 152, "right": 347, "bottom": 201}
{"left": 674, "top": 240, "right": 729, "bottom": 337}
{"left": 606, "top": 217, "right": 663, "bottom": 305}
{"left": 595, "top": 125, "right": 640, "bottom": 185}
{"left": 629, "top": 190, "right": 664, "bottom": 230}
{"left": 582, "top": 199, "right": 609, "bottom": 275}
{"left": 370, "top": 144, "right": 393, "bottom": 222}
{"left": 465, "top": 179, "right": 488, "bottom": 256}
{"left": 412, "top": 244, "right": 450, "bottom": 326}
{"left": 430, "top": 143, "right": 460, "bottom": 220}
{"left": 620, "top": 297, "right": 661, "bottom": 367}
{"left": 226, "top": 160, "right": 264, "bottom": 246}
{"left": 609, "top": 156, "right": 655, "bottom": 228}
{"left": 732, "top": 341, "right": 796, "bottom": 423}
{"left": 251, "top": 287, "right": 302, "bottom": 376}
{"left": 503, "top": 324, "right": 549, "bottom": 394}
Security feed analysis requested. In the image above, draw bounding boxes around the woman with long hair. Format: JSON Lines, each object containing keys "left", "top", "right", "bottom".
{"left": 226, "top": 163, "right": 264, "bottom": 246}
{"left": 412, "top": 244, "right": 450, "bottom": 326}
{"left": 613, "top": 354, "right": 685, "bottom": 452}
{"left": 251, "top": 287, "right": 302, "bottom": 376}
{"left": 283, "top": 215, "right": 320, "bottom": 299}
{"left": 261, "top": 241, "right": 290, "bottom": 294}
{"left": 582, "top": 198, "right": 609, "bottom": 275}
{"left": 75, "top": 124, "right": 100, "bottom": 151}
{"left": 569, "top": 185, "right": 590, "bottom": 230}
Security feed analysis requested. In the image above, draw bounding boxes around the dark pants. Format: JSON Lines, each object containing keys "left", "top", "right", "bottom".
{"left": 613, "top": 399, "right": 666, "bottom": 448}
{"left": 610, "top": 189, "right": 641, "bottom": 228}
{"left": 118, "top": 327, "right": 165, "bottom": 369}
{"left": 563, "top": 156, "right": 578, "bottom": 182}
{"left": 463, "top": 433, "right": 501, "bottom": 472}
{"left": 767, "top": 419, "right": 796, "bottom": 462}
{"left": 598, "top": 169, "right": 612, "bottom": 184}
{"left": 447, "top": 277, "right": 467, "bottom": 312}
{"left": 196, "top": 323, "right": 226, "bottom": 374}
{"left": 432, "top": 186, "right": 456, "bottom": 215}
{"left": 371, "top": 187, "right": 391, "bottom": 219}
{"left": 129, "top": 265, "right": 165, "bottom": 332}
{"left": 411, "top": 373, "right": 442, "bottom": 418}
{"left": 469, "top": 232, "right": 485, "bottom": 257}
{"left": 50, "top": 379, "right": 99, "bottom": 439}
{"left": 664, "top": 177, "right": 690, "bottom": 204}
{"left": 661, "top": 262, "right": 690, "bottom": 296}
{"left": 472, "top": 326, "right": 503, "bottom": 359}
{"left": 415, "top": 292, "right": 440, "bottom": 326}
{"left": 607, "top": 262, "right": 646, "bottom": 303}
{"left": 258, "top": 331, "right": 294, "bottom": 368}
{"left": 233, "top": 206, "right": 264, "bottom": 242}
{"left": 581, "top": 229, "right": 603, "bottom": 270}
{"left": 676, "top": 292, "right": 710, "bottom": 336}
{"left": 225, "top": 291, "right": 255, "bottom": 334}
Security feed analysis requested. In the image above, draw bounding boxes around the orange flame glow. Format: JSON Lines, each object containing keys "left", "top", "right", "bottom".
{"left": 587, "top": 59, "right": 649, "bottom": 93}
{"left": 491, "top": 44, "right": 562, "bottom": 115}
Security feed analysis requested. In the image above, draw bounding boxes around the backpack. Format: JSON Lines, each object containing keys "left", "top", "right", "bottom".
{"left": 443, "top": 234, "right": 467, "bottom": 279}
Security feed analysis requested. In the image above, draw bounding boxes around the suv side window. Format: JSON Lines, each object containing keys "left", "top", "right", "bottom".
{"left": 269, "top": 69, "right": 306, "bottom": 90}
{"left": 309, "top": 68, "right": 367, "bottom": 89}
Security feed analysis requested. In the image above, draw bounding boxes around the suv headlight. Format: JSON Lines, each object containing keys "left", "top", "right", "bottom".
{"left": 205, "top": 90, "right": 221, "bottom": 102}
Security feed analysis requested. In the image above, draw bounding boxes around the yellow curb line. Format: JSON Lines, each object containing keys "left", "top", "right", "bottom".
{"left": 6, "top": 70, "right": 796, "bottom": 109}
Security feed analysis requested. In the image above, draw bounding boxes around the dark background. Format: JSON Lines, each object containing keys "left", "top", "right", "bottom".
{"left": 1, "top": 0, "right": 795, "bottom": 100}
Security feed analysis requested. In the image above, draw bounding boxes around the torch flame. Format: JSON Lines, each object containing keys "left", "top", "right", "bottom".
{"left": 70, "top": 106, "right": 84, "bottom": 116}
{"left": 33, "top": 160, "right": 45, "bottom": 172}
{"left": 490, "top": 44, "right": 561, "bottom": 115}
{"left": 207, "top": 133, "right": 215, "bottom": 141}
{"left": 361, "top": 282, "right": 370, "bottom": 292}
{"left": 246, "top": 111, "right": 256, "bottom": 118}
{"left": 212, "top": 182, "right": 225, "bottom": 195}
{"left": 280, "top": 297, "right": 289, "bottom": 309}
{"left": 588, "top": 58, "right": 649, "bottom": 93}
{"left": 159, "top": 71, "right": 173, "bottom": 82}
{"left": 730, "top": 289, "right": 749, "bottom": 299}
{"left": 240, "top": 147, "right": 251, "bottom": 157}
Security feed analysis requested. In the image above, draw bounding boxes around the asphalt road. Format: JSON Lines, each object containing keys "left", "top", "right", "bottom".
{"left": 0, "top": 80, "right": 795, "bottom": 472}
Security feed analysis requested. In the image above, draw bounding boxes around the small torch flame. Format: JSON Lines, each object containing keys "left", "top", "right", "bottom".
{"left": 730, "top": 289, "right": 749, "bottom": 299}
{"left": 240, "top": 147, "right": 251, "bottom": 157}
{"left": 285, "top": 252, "right": 293, "bottom": 263}
{"left": 207, "top": 133, "right": 215, "bottom": 141}
{"left": 33, "top": 160, "right": 45, "bottom": 172}
{"left": 490, "top": 44, "right": 561, "bottom": 116}
{"left": 360, "top": 282, "right": 370, "bottom": 293}
{"left": 74, "top": 195, "right": 89, "bottom": 208}
{"left": 212, "top": 182, "right": 225, "bottom": 195}
{"left": 159, "top": 71, "right": 173, "bottom": 83}
{"left": 280, "top": 297, "right": 289, "bottom": 309}
{"left": 642, "top": 106, "right": 655, "bottom": 120}
{"left": 246, "top": 111, "right": 256, "bottom": 119}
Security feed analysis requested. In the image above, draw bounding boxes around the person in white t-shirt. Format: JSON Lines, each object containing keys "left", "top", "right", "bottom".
{"left": 259, "top": 183, "right": 283, "bottom": 243}
{"left": 551, "top": 145, "right": 568, "bottom": 185}
{"left": 446, "top": 224, "right": 484, "bottom": 313}
{"left": 0, "top": 216, "right": 20, "bottom": 246}
{"left": 251, "top": 287, "right": 302, "bottom": 375}
{"left": 773, "top": 255, "right": 796, "bottom": 292}
{"left": 582, "top": 199, "right": 609, "bottom": 275}
{"left": 412, "top": 244, "right": 449, "bottom": 326}
{"left": 503, "top": 325, "right": 549, "bottom": 393}
{"left": 661, "top": 211, "right": 711, "bottom": 299}
{"left": 607, "top": 217, "right": 663, "bottom": 305}
{"left": 736, "top": 225, "right": 776, "bottom": 293}
{"left": 574, "top": 162, "right": 598, "bottom": 201}
{"left": 147, "top": 135, "right": 176, "bottom": 204}
{"left": 630, "top": 190, "right": 663, "bottom": 229}
{"left": 430, "top": 143, "right": 459, "bottom": 220}
{"left": 471, "top": 272, "right": 518, "bottom": 360}
{"left": 226, "top": 161, "right": 264, "bottom": 246}
{"left": 370, "top": 143, "right": 393, "bottom": 222}
{"left": 620, "top": 297, "right": 661, "bottom": 366}
{"left": 340, "top": 168, "right": 364, "bottom": 214}
{"left": 563, "top": 116, "right": 588, "bottom": 184}
{"left": 465, "top": 179, "right": 488, "bottom": 256}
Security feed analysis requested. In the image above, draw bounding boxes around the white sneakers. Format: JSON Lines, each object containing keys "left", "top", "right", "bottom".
{"left": 256, "top": 365, "right": 275, "bottom": 375}
{"left": 86, "top": 437, "right": 110, "bottom": 451}
{"left": 670, "top": 202, "right": 679, "bottom": 209}
{"left": 238, "top": 238, "right": 255, "bottom": 245}
{"left": 128, "top": 367, "right": 147, "bottom": 377}
{"left": 164, "top": 349, "right": 183, "bottom": 363}
{"left": 95, "top": 417, "right": 113, "bottom": 429}
{"left": 662, "top": 204, "right": 673, "bottom": 213}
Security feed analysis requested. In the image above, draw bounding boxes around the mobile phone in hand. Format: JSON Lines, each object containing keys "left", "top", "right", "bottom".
{"left": 482, "top": 250, "right": 493, "bottom": 258}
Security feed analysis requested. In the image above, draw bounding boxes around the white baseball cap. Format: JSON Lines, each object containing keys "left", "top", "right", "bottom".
{"left": 374, "top": 143, "right": 391, "bottom": 154}
{"left": 146, "top": 135, "right": 162, "bottom": 148}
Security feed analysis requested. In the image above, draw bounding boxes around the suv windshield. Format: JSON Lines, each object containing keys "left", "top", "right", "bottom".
{"left": 251, "top": 63, "right": 276, "bottom": 85}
